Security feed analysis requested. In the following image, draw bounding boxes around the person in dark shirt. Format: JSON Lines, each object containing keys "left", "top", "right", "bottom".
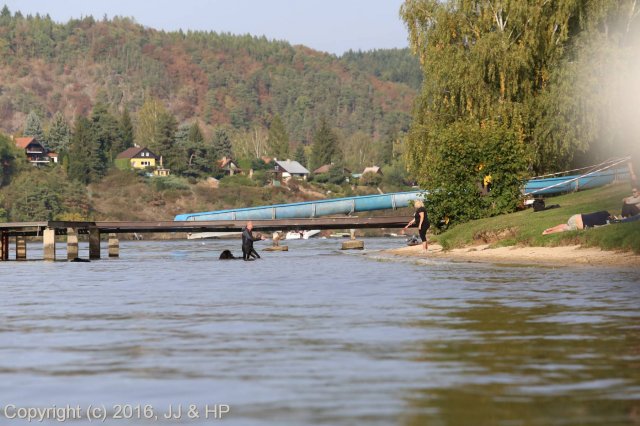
{"left": 241, "top": 221, "right": 264, "bottom": 261}
{"left": 621, "top": 187, "right": 640, "bottom": 218}
{"left": 542, "top": 211, "right": 612, "bottom": 235}
{"left": 404, "top": 200, "right": 430, "bottom": 253}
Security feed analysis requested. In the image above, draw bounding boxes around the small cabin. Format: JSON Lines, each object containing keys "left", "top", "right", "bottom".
{"left": 15, "top": 137, "right": 52, "bottom": 165}
{"left": 218, "top": 156, "right": 241, "bottom": 176}
{"left": 274, "top": 159, "right": 310, "bottom": 181}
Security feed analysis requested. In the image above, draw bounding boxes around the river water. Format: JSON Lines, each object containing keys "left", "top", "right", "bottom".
{"left": 0, "top": 238, "right": 639, "bottom": 425}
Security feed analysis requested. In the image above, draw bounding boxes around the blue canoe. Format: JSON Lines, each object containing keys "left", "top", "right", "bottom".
{"left": 524, "top": 167, "right": 629, "bottom": 196}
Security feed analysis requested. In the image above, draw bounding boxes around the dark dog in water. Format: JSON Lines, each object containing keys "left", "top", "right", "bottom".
{"left": 219, "top": 250, "right": 238, "bottom": 260}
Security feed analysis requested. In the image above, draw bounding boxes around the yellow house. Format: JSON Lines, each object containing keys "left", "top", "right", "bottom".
{"left": 116, "top": 147, "right": 159, "bottom": 169}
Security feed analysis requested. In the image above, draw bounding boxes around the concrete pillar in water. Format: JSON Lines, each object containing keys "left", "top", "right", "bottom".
{"left": 342, "top": 229, "right": 364, "bottom": 250}
{"left": 16, "top": 236, "right": 27, "bottom": 260}
{"left": 108, "top": 233, "right": 119, "bottom": 258}
{"left": 67, "top": 228, "right": 78, "bottom": 260}
{"left": 43, "top": 228, "right": 56, "bottom": 261}
{"left": 89, "top": 227, "right": 101, "bottom": 260}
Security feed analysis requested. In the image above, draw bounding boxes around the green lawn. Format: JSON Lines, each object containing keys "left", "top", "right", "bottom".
{"left": 433, "top": 183, "right": 640, "bottom": 254}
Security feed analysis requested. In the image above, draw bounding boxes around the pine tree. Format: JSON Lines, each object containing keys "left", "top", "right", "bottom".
{"left": 212, "top": 127, "right": 233, "bottom": 159}
{"left": 310, "top": 118, "right": 339, "bottom": 171}
{"left": 0, "top": 133, "right": 20, "bottom": 186}
{"left": 24, "top": 111, "right": 47, "bottom": 147}
{"left": 68, "top": 117, "right": 93, "bottom": 184}
{"left": 112, "top": 108, "right": 134, "bottom": 157}
{"left": 186, "top": 121, "right": 205, "bottom": 172}
{"left": 294, "top": 144, "right": 307, "bottom": 169}
{"left": 267, "top": 115, "right": 290, "bottom": 159}
{"left": 154, "top": 111, "right": 177, "bottom": 160}
{"left": 90, "top": 102, "right": 119, "bottom": 176}
{"left": 46, "top": 112, "right": 70, "bottom": 153}
{"left": 171, "top": 123, "right": 191, "bottom": 175}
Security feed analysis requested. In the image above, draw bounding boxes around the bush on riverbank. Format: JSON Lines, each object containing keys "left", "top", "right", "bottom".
{"left": 433, "top": 183, "right": 640, "bottom": 254}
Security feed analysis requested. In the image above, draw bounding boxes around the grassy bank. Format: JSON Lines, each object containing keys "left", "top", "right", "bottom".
{"left": 433, "top": 183, "right": 640, "bottom": 254}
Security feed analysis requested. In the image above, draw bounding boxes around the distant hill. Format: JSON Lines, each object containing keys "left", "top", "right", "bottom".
{"left": 0, "top": 7, "right": 420, "bottom": 143}
{"left": 339, "top": 48, "right": 423, "bottom": 91}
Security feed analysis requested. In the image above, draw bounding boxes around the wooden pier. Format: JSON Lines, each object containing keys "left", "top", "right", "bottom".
{"left": 0, "top": 216, "right": 407, "bottom": 261}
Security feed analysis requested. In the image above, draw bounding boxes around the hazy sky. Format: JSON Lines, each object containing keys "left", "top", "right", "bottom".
{"left": 2, "top": 0, "right": 409, "bottom": 55}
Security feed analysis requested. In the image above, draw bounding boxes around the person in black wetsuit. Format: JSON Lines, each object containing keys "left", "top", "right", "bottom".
{"left": 403, "top": 200, "right": 430, "bottom": 253}
{"left": 242, "top": 221, "right": 264, "bottom": 261}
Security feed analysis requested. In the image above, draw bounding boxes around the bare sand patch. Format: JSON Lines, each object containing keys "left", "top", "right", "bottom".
{"left": 381, "top": 243, "right": 640, "bottom": 268}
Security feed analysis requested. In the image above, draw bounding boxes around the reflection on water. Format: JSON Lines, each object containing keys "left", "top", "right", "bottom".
{"left": 0, "top": 238, "right": 639, "bottom": 425}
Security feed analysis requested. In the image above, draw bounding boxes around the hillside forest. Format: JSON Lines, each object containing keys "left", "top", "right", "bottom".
{"left": 0, "top": 5, "right": 422, "bottom": 222}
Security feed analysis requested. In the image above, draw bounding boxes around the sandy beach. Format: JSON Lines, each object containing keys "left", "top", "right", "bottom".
{"left": 381, "top": 243, "right": 640, "bottom": 268}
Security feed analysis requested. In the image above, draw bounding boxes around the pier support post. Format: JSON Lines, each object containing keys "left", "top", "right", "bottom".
{"left": 67, "top": 228, "right": 78, "bottom": 260}
{"left": 1, "top": 231, "right": 9, "bottom": 261}
{"left": 16, "top": 236, "right": 27, "bottom": 260}
{"left": 89, "top": 227, "right": 100, "bottom": 260}
{"left": 108, "top": 233, "right": 119, "bottom": 258}
{"left": 341, "top": 229, "right": 364, "bottom": 250}
{"left": 43, "top": 228, "right": 56, "bottom": 261}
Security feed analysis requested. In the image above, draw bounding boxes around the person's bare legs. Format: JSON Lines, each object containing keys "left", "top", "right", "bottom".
{"left": 542, "top": 223, "right": 569, "bottom": 235}
{"left": 422, "top": 240, "right": 428, "bottom": 253}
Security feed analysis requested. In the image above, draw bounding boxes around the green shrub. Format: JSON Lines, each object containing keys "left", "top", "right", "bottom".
{"left": 418, "top": 120, "right": 529, "bottom": 228}
{"left": 152, "top": 175, "right": 190, "bottom": 191}
{"left": 114, "top": 158, "right": 131, "bottom": 171}
{"left": 361, "top": 172, "right": 382, "bottom": 186}
{"left": 313, "top": 173, "right": 330, "bottom": 183}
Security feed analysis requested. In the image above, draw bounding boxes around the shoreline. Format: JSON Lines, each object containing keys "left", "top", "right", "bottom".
{"left": 379, "top": 243, "right": 640, "bottom": 268}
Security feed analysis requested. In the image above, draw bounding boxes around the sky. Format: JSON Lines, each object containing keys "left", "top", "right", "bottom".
{"left": 1, "top": 0, "right": 410, "bottom": 55}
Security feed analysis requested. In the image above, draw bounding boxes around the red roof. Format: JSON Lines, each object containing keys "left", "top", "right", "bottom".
{"left": 15, "top": 137, "right": 36, "bottom": 149}
{"left": 218, "top": 156, "right": 237, "bottom": 168}
{"left": 314, "top": 164, "right": 331, "bottom": 174}
{"left": 117, "top": 147, "right": 144, "bottom": 159}
{"left": 116, "top": 147, "right": 159, "bottom": 160}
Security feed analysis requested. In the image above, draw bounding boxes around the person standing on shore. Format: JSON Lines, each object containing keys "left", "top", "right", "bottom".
{"left": 241, "top": 221, "right": 264, "bottom": 261}
{"left": 404, "top": 200, "right": 430, "bottom": 253}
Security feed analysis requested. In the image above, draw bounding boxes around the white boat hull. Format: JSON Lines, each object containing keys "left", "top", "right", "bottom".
{"left": 187, "top": 232, "right": 242, "bottom": 240}
{"left": 285, "top": 230, "right": 321, "bottom": 240}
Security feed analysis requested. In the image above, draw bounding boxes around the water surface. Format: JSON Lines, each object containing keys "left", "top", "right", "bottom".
{"left": 0, "top": 238, "right": 638, "bottom": 425}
